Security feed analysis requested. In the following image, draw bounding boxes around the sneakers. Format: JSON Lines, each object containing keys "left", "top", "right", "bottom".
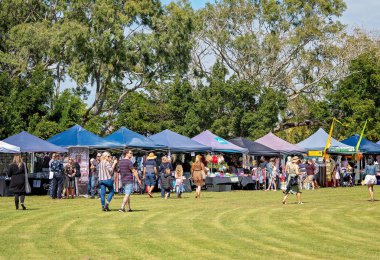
{"left": 118, "top": 208, "right": 126, "bottom": 213}
{"left": 127, "top": 209, "right": 133, "bottom": 212}
{"left": 103, "top": 204, "right": 111, "bottom": 212}
{"left": 298, "top": 202, "right": 304, "bottom": 205}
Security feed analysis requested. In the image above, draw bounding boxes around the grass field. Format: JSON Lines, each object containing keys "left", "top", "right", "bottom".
{"left": 0, "top": 186, "right": 379, "bottom": 259}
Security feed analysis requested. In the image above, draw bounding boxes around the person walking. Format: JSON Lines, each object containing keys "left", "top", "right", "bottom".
{"left": 191, "top": 155, "right": 206, "bottom": 199}
{"left": 143, "top": 152, "right": 157, "bottom": 198}
{"left": 175, "top": 164, "right": 184, "bottom": 198}
{"left": 363, "top": 159, "right": 377, "bottom": 201}
{"left": 305, "top": 159, "right": 316, "bottom": 190}
{"left": 282, "top": 156, "right": 303, "bottom": 205}
{"left": 158, "top": 156, "right": 173, "bottom": 198}
{"left": 64, "top": 157, "right": 76, "bottom": 199}
{"left": 266, "top": 158, "right": 277, "bottom": 191}
{"left": 119, "top": 150, "right": 141, "bottom": 212}
{"left": 50, "top": 154, "right": 64, "bottom": 199}
{"left": 311, "top": 158, "right": 320, "bottom": 189}
{"left": 8, "top": 154, "right": 28, "bottom": 210}
{"left": 98, "top": 151, "right": 118, "bottom": 211}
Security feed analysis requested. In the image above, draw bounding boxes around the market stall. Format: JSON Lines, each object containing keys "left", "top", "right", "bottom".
{"left": 48, "top": 124, "right": 120, "bottom": 194}
{"left": 2, "top": 131, "right": 67, "bottom": 195}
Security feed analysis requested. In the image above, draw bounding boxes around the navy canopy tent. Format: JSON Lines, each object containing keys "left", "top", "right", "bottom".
{"left": 104, "top": 127, "right": 164, "bottom": 149}
{"left": 149, "top": 129, "right": 211, "bottom": 152}
{"left": 47, "top": 125, "right": 118, "bottom": 148}
{"left": 229, "top": 137, "right": 278, "bottom": 155}
{"left": 3, "top": 131, "right": 67, "bottom": 152}
{"left": 297, "top": 128, "right": 354, "bottom": 152}
{"left": 341, "top": 134, "right": 380, "bottom": 154}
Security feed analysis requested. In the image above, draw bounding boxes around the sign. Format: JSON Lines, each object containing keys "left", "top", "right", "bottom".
{"left": 69, "top": 147, "right": 89, "bottom": 182}
{"left": 308, "top": 150, "right": 323, "bottom": 157}
{"left": 214, "top": 137, "right": 228, "bottom": 145}
{"left": 328, "top": 147, "right": 355, "bottom": 153}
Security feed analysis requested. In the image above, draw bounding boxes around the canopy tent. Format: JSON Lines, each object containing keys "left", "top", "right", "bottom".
{"left": 149, "top": 129, "right": 211, "bottom": 152}
{"left": 47, "top": 124, "right": 118, "bottom": 148}
{"left": 192, "top": 130, "right": 248, "bottom": 153}
{"left": 297, "top": 128, "right": 354, "bottom": 153}
{"left": 0, "top": 141, "right": 21, "bottom": 153}
{"left": 341, "top": 134, "right": 380, "bottom": 154}
{"left": 2, "top": 131, "right": 67, "bottom": 152}
{"left": 255, "top": 132, "right": 306, "bottom": 154}
{"left": 104, "top": 127, "right": 164, "bottom": 149}
{"left": 228, "top": 137, "right": 278, "bottom": 155}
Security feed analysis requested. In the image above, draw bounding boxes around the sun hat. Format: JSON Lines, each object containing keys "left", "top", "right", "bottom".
{"left": 147, "top": 152, "right": 157, "bottom": 160}
{"left": 292, "top": 156, "right": 299, "bottom": 162}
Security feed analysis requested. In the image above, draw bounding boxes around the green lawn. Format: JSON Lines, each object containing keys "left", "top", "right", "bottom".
{"left": 0, "top": 186, "right": 379, "bottom": 259}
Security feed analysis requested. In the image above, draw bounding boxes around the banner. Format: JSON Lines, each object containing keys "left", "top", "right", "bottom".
{"left": 69, "top": 147, "right": 89, "bottom": 182}
{"left": 308, "top": 150, "right": 323, "bottom": 157}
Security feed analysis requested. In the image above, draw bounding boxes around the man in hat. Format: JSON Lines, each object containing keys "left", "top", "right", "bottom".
{"left": 282, "top": 156, "right": 303, "bottom": 205}
{"left": 143, "top": 152, "right": 158, "bottom": 197}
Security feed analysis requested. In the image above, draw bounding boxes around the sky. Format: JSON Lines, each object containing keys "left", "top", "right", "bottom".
{"left": 63, "top": 0, "right": 380, "bottom": 105}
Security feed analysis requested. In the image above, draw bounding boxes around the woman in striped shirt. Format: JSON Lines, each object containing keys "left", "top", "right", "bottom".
{"left": 98, "top": 151, "right": 118, "bottom": 211}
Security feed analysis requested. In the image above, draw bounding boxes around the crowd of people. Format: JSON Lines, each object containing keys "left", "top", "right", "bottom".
{"left": 4, "top": 151, "right": 379, "bottom": 211}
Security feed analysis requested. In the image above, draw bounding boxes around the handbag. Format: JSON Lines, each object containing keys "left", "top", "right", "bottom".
{"left": 201, "top": 170, "right": 206, "bottom": 179}
{"left": 23, "top": 163, "right": 31, "bottom": 194}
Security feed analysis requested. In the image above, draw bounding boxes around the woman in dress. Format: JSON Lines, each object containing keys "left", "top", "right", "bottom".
{"left": 8, "top": 154, "right": 28, "bottom": 210}
{"left": 363, "top": 159, "right": 377, "bottom": 201}
{"left": 191, "top": 155, "right": 205, "bottom": 199}
{"left": 64, "top": 157, "right": 76, "bottom": 199}
{"left": 266, "top": 158, "right": 277, "bottom": 191}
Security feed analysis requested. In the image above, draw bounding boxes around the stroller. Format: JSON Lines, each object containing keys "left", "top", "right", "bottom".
{"left": 341, "top": 167, "right": 352, "bottom": 187}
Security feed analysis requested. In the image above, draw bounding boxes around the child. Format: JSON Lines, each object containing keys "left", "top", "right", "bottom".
{"left": 175, "top": 165, "right": 184, "bottom": 198}
{"left": 161, "top": 166, "right": 172, "bottom": 199}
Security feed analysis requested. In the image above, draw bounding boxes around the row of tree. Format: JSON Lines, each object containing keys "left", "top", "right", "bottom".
{"left": 0, "top": 0, "right": 379, "bottom": 143}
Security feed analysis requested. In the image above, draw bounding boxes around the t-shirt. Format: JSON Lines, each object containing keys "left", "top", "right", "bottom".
{"left": 144, "top": 159, "right": 156, "bottom": 174}
{"left": 306, "top": 164, "right": 315, "bottom": 175}
{"left": 119, "top": 159, "right": 134, "bottom": 184}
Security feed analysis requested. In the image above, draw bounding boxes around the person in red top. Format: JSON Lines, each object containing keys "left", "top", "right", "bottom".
{"left": 305, "top": 159, "right": 316, "bottom": 190}
{"left": 118, "top": 150, "right": 141, "bottom": 213}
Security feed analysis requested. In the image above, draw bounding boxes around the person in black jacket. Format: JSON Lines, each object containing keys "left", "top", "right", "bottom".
{"left": 8, "top": 154, "right": 28, "bottom": 210}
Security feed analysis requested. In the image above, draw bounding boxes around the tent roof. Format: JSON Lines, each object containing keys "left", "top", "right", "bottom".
{"left": 341, "top": 134, "right": 380, "bottom": 154}
{"left": 3, "top": 131, "right": 67, "bottom": 152}
{"left": 104, "top": 127, "right": 164, "bottom": 149}
{"left": 149, "top": 129, "right": 211, "bottom": 152}
{"left": 255, "top": 132, "right": 306, "bottom": 154}
{"left": 47, "top": 125, "right": 118, "bottom": 148}
{"left": 192, "top": 130, "right": 248, "bottom": 153}
{"left": 229, "top": 137, "right": 278, "bottom": 155}
{"left": 297, "top": 128, "right": 353, "bottom": 151}
{"left": 0, "top": 141, "right": 21, "bottom": 153}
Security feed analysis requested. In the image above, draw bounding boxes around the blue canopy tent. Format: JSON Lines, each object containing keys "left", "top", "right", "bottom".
{"left": 104, "top": 127, "right": 164, "bottom": 149}
{"left": 149, "top": 129, "right": 211, "bottom": 152}
{"left": 341, "top": 134, "right": 380, "bottom": 154}
{"left": 192, "top": 130, "right": 248, "bottom": 153}
{"left": 297, "top": 128, "right": 354, "bottom": 153}
{"left": 47, "top": 124, "right": 118, "bottom": 148}
{"left": 3, "top": 131, "right": 67, "bottom": 152}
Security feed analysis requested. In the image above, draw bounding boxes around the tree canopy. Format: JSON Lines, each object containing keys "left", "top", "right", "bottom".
{"left": 0, "top": 0, "right": 379, "bottom": 143}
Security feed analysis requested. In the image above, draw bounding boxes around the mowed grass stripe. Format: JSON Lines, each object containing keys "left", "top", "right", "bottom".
{"left": 1, "top": 186, "right": 380, "bottom": 259}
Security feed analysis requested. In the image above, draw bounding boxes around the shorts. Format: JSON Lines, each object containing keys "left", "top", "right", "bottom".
{"left": 364, "top": 175, "right": 377, "bottom": 186}
{"left": 145, "top": 173, "right": 156, "bottom": 186}
{"left": 123, "top": 184, "right": 133, "bottom": 195}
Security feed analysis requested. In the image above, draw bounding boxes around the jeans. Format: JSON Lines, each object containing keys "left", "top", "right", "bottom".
{"left": 88, "top": 176, "right": 99, "bottom": 197}
{"left": 51, "top": 174, "right": 64, "bottom": 199}
{"left": 99, "top": 179, "right": 114, "bottom": 207}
